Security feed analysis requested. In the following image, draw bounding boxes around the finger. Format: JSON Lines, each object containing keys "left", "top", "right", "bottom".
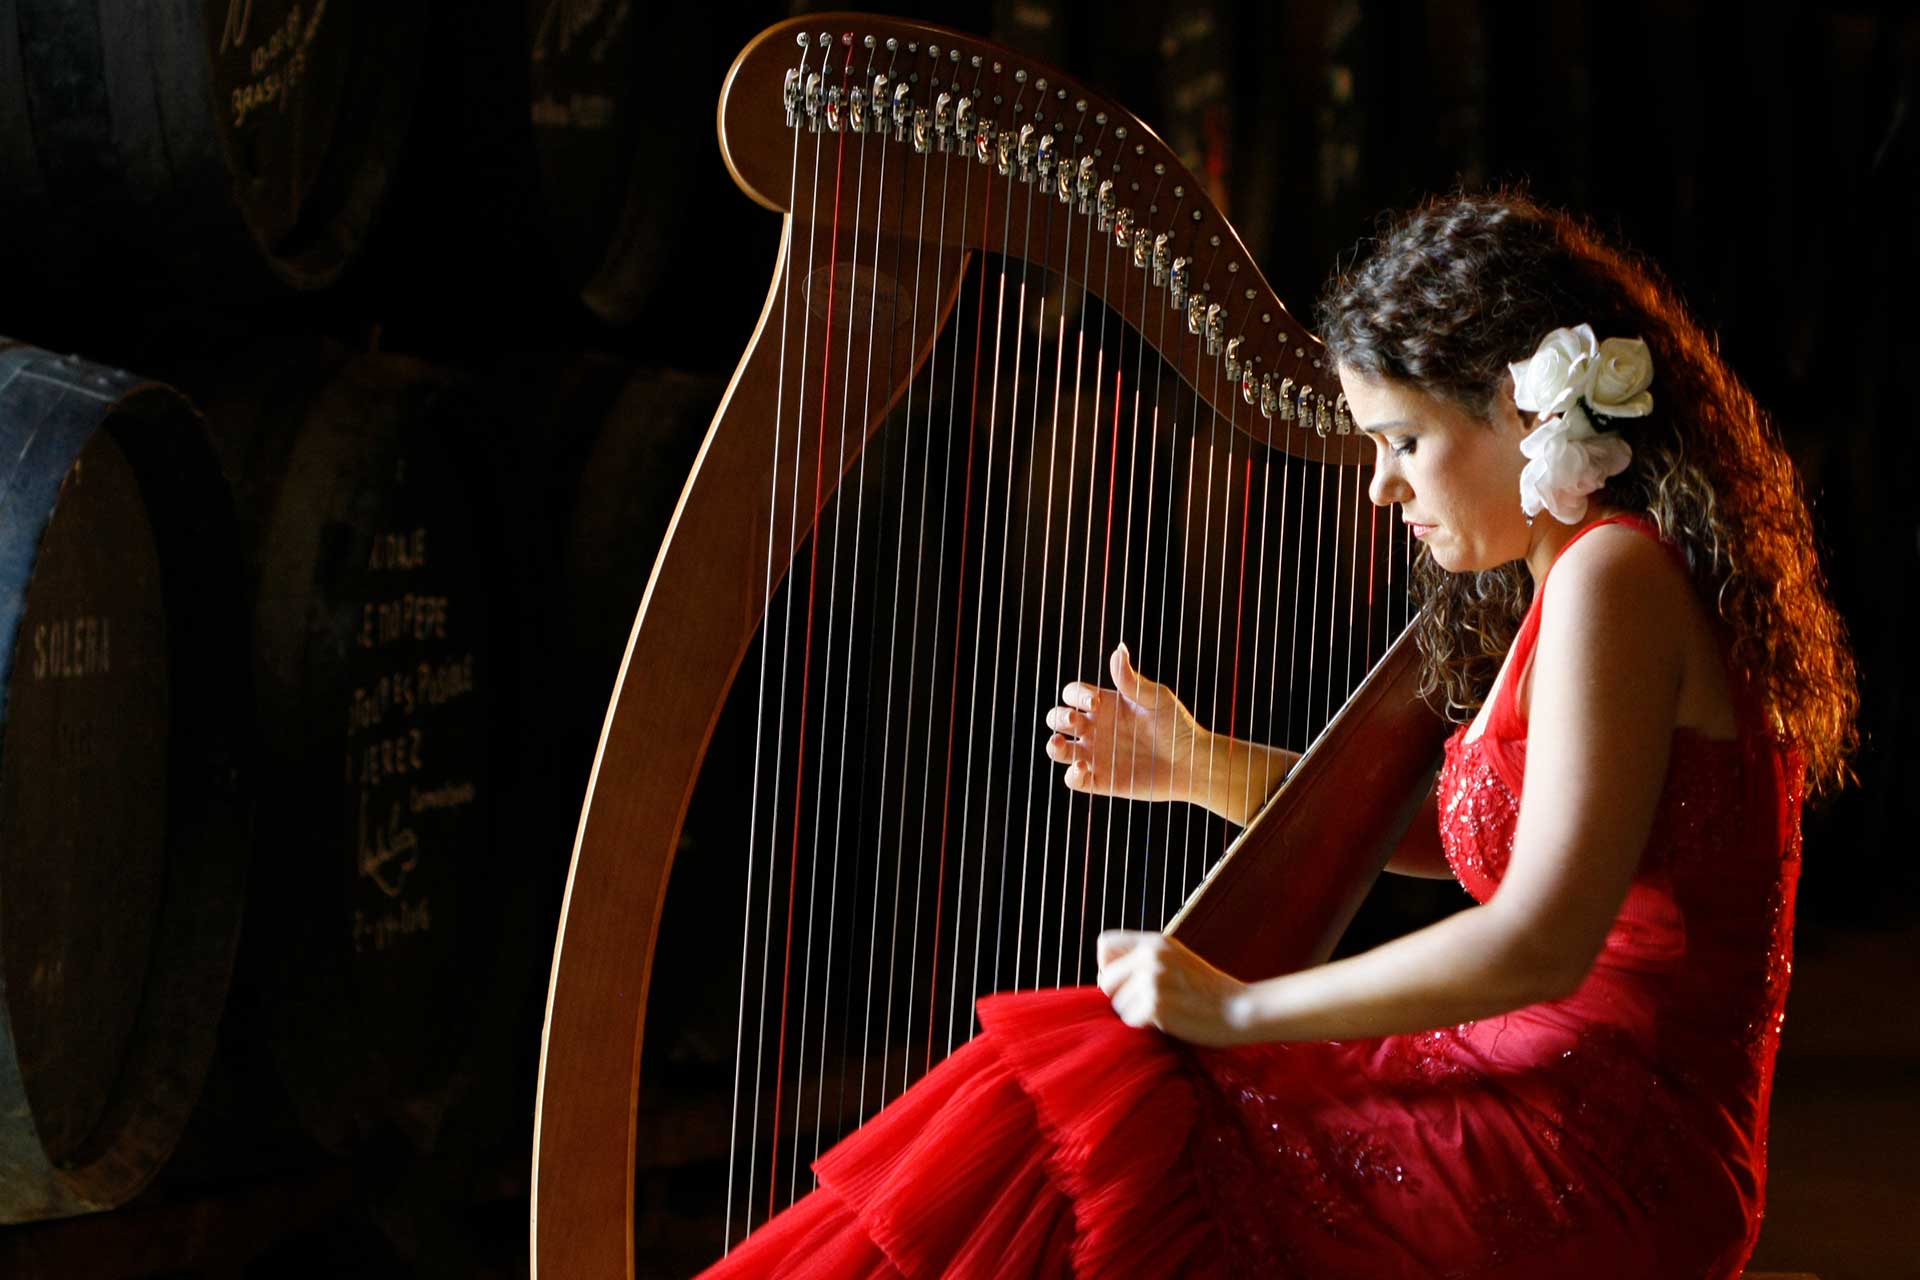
{"left": 1045, "top": 707, "right": 1089, "bottom": 736}
{"left": 1096, "top": 929, "right": 1140, "bottom": 967}
{"left": 1110, "top": 643, "right": 1140, "bottom": 702}
{"left": 1111, "top": 985, "right": 1153, "bottom": 1028}
{"left": 1095, "top": 942, "right": 1141, "bottom": 994}
{"left": 1045, "top": 734, "right": 1089, "bottom": 764}
{"left": 1061, "top": 681, "right": 1100, "bottom": 713}
{"left": 1064, "top": 761, "right": 1095, "bottom": 791}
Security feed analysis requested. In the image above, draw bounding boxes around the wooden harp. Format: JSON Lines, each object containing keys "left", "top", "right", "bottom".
{"left": 532, "top": 15, "right": 1449, "bottom": 1276}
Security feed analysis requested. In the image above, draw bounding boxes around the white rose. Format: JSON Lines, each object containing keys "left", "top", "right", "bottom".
{"left": 1517, "top": 402, "right": 1634, "bottom": 524}
{"left": 1589, "top": 336, "right": 1654, "bottom": 418}
{"left": 1508, "top": 324, "right": 1598, "bottom": 418}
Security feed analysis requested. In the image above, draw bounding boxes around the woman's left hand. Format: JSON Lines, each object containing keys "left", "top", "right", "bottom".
{"left": 1096, "top": 930, "right": 1251, "bottom": 1047}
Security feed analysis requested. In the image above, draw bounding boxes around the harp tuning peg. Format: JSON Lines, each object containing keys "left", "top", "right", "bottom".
{"left": 1098, "top": 182, "right": 1117, "bottom": 233}
{"left": 1204, "top": 303, "right": 1225, "bottom": 355}
{"left": 848, "top": 84, "right": 867, "bottom": 132}
{"left": 1132, "top": 225, "right": 1152, "bottom": 269}
{"left": 824, "top": 82, "right": 845, "bottom": 132}
{"left": 1035, "top": 130, "right": 1056, "bottom": 180}
{"left": 1312, "top": 392, "right": 1330, "bottom": 437}
{"left": 1335, "top": 393, "right": 1353, "bottom": 434}
{"left": 1168, "top": 256, "right": 1190, "bottom": 309}
{"left": 934, "top": 92, "right": 953, "bottom": 150}
{"left": 1016, "top": 122, "right": 1037, "bottom": 181}
{"left": 1077, "top": 157, "right": 1097, "bottom": 214}
{"left": 1278, "top": 377, "right": 1297, "bottom": 422}
{"left": 891, "top": 81, "right": 912, "bottom": 141}
{"left": 1186, "top": 292, "right": 1206, "bottom": 336}
{"left": 955, "top": 96, "right": 974, "bottom": 142}
{"left": 913, "top": 107, "right": 932, "bottom": 152}
{"left": 975, "top": 117, "right": 996, "bottom": 166}
{"left": 784, "top": 68, "right": 804, "bottom": 128}
{"left": 1258, "top": 373, "right": 1278, "bottom": 419}
{"left": 1223, "top": 336, "right": 1243, "bottom": 380}
{"left": 869, "top": 74, "right": 888, "bottom": 132}
{"left": 804, "top": 72, "right": 824, "bottom": 133}
{"left": 996, "top": 126, "right": 1015, "bottom": 175}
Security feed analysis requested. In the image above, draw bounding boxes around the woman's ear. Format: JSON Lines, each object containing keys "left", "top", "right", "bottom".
{"left": 1494, "top": 371, "right": 1537, "bottom": 440}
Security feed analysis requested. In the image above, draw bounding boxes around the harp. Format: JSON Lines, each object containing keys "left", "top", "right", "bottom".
{"left": 532, "top": 14, "right": 1449, "bottom": 1276}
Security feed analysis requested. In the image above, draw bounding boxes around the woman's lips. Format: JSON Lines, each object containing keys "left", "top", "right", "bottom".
{"left": 1406, "top": 521, "right": 1434, "bottom": 540}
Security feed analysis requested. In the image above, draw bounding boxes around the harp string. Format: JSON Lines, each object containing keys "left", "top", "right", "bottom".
{"left": 986, "top": 126, "right": 1062, "bottom": 1011}
{"left": 943, "top": 110, "right": 1019, "bottom": 1060}
{"left": 1082, "top": 185, "right": 1126, "bottom": 981}
{"left": 1322, "top": 401, "right": 1346, "bottom": 733}
{"left": 1099, "top": 211, "right": 1148, "bottom": 937}
{"left": 724, "top": 28, "right": 824, "bottom": 1245}
{"left": 795, "top": 34, "right": 890, "bottom": 1199}
{"left": 1210, "top": 256, "right": 1247, "bottom": 865}
{"left": 1241, "top": 379, "right": 1282, "bottom": 843}
{"left": 1118, "top": 184, "right": 1167, "bottom": 936}
{"left": 1167, "top": 237, "right": 1213, "bottom": 932}
{"left": 960, "top": 107, "right": 1036, "bottom": 1051}
{"left": 733, "top": 40, "right": 833, "bottom": 1235}
{"left": 1010, "top": 104, "right": 1097, "bottom": 997}
{"left": 1225, "top": 361, "right": 1254, "bottom": 849}
{"left": 892, "top": 65, "right": 977, "bottom": 1105}
{"left": 1200, "top": 257, "right": 1238, "bottom": 860}
{"left": 1346, "top": 447, "right": 1365, "bottom": 691}
{"left": 765, "top": 33, "right": 860, "bottom": 1222}
{"left": 855, "top": 44, "right": 931, "bottom": 1143}
{"left": 1045, "top": 162, "right": 1119, "bottom": 991}
{"left": 925, "top": 147, "right": 998, "bottom": 1082}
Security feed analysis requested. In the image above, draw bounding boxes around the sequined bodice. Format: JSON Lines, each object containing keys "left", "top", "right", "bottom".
{"left": 1437, "top": 724, "right": 1802, "bottom": 1086}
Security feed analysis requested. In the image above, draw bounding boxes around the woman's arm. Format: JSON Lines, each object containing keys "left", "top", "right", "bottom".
{"left": 1185, "top": 732, "right": 1300, "bottom": 825}
{"left": 1099, "top": 898, "right": 1576, "bottom": 1045}
{"left": 1473, "top": 524, "right": 1688, "bottom": 985}
{"left": 1382, "top": 778, "right": 1449, "bottom": 877}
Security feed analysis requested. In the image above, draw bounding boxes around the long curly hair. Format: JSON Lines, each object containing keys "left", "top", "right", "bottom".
{"left": 1316, "top": 189, "right": 1858, "bottom": 794}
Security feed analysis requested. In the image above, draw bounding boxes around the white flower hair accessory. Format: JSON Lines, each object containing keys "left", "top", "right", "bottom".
{"left": 1509, "top": 323, "right": 1654, "bottom": 524}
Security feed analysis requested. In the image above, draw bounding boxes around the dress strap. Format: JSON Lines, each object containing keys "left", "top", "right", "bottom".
{"left": 1484, "top": 513, "right": 1670, "bottom": 737}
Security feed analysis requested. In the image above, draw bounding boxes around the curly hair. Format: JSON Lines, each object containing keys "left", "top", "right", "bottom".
{"left": 1316, "top": 188, "right": 1858, "bottom": 794}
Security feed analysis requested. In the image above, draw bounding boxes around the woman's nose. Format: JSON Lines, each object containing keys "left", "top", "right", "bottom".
{"left": 1368, "top": 464, "right": 1403, "bottom": 508}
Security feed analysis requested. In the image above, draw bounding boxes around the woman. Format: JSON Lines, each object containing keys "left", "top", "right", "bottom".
{"left": 699, "top": 190, "right": 1857, "bottom": 1279}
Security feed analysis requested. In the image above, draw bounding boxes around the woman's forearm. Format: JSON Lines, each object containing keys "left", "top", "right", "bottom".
{"left": 1221, "top": 902, "right": 1572, "bottom": 1044}
{"left": 1187, "top": 732, "right": 1300, "bottom": 825}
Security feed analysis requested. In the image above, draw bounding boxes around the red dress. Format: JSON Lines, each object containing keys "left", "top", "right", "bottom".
{"left": 699, "top": 515, "right": 1804, "bottom": 1279}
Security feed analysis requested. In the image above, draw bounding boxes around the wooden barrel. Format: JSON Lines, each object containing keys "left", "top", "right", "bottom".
{"left": 0, "top": 342, "right": 250, "bottom": 1223}
{"left": 0, "top": 1, "right": 426, "bottom": 305}
{"left": 176, "top": 340, "right": 535, "bottom": 1161}
{"left": 341, "top": 2, "right": 740, "bottom": 353}
{"left": 473, "top": 358, "right": 720, "bottom": 796}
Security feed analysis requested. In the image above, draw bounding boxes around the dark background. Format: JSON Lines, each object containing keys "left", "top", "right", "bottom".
{"left": 0, "top": 1, "right": 1913, "bottom": 1277}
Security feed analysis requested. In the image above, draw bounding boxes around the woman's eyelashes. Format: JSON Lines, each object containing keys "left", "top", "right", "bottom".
{"left": 1391, "top": 437, "right": 1417, "bottom": 458}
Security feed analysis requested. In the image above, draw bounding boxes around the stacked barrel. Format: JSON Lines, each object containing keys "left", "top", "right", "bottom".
{"left": 0, "top": 2, "right": 773, "bottom": 1276}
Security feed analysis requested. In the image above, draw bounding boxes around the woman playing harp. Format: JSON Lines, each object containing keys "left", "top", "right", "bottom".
{"left": 696, "top": 190, "right": 1857, "bottom": 1279}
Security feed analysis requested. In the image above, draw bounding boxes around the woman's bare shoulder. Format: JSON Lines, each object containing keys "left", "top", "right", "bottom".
{"left": 1540, "top": 521, "right": 1699, "bottom": 637}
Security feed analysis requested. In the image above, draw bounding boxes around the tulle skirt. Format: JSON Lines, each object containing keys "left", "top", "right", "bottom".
{"left": 696, "top": 986, "right": 1227, "bottom": 1279}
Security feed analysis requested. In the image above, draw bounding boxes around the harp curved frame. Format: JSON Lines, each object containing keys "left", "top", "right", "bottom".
{"left": 531, "top": 15, "right": 1448, "bottom": 1276}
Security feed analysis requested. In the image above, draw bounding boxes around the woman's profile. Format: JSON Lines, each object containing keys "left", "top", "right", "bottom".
{"left": 698, "top": 188, "right": 1858, "bottom": 1280}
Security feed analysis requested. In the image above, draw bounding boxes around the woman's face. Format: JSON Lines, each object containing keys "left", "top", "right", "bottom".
{"left": 1337, "top": 364, "right": 1535, "bottom": 573}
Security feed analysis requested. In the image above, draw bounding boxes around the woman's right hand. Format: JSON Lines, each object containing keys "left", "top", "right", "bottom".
{"left": 1043, "top": 642, "right": 1209, "bottom": 806}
